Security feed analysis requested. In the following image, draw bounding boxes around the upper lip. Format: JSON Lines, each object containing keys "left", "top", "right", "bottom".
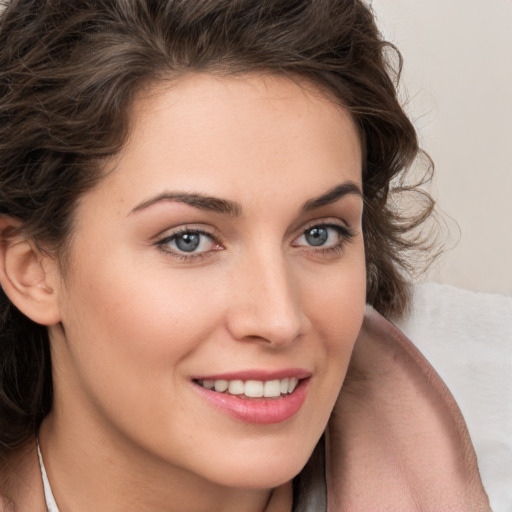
{"left": 192, "top": 368, "right": 311, "bottom": 381}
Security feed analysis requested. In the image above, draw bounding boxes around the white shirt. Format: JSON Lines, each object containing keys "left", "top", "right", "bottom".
{"left": 37, "top": 440, "right": 60, "bottom": 512}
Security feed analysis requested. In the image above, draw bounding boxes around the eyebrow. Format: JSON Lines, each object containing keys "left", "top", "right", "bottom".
{"left": 300, "top": 181, "right": 362, "bottom": 212}
{"left": 130, "top": 181, "right": 362, "bottom": 217}
{"left": 130, "top": 192, "right": 242, "bottom": 216}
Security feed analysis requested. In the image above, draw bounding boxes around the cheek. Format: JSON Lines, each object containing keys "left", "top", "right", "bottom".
{"left": 62, "top": 250, "right": 222, "bottom": 358}
{"left": 55, "top": 258, "right": 224, "bottom": 434}
{"left": 54, "top": 258, "right": 219, "bottom": 441}
{"left": 299, "top": 244, "right": 366, "bottom": 395}
{"left": 308, "top": 250, "right": 366, "bottom": 420}
{"left": 304, "top": 246, "right": 366, "bottom": 346}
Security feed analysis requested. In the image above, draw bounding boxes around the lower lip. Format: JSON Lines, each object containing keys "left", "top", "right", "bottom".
{"left": 193, "top": 379, "right": 309, "bottom": 424}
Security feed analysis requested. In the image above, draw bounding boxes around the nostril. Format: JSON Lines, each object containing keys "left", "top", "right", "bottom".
{"left": 226, "top": 312, "right": 304, "bottom": 347}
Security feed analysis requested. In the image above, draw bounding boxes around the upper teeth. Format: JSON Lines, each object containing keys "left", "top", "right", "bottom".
{"left": 198, "top": 378, "right": 299, "bottom": 398}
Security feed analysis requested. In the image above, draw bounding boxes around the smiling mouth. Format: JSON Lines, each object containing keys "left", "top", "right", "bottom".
{"left": 195, "top": 377, "right": 299, "bottom": 399}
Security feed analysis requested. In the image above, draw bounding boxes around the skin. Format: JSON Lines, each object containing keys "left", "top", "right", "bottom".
{"left": 34, "top": 73, "right": 366, "bottom": 511}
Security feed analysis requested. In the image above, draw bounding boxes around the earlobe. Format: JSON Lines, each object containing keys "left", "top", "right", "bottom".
{"left": 0, "top": 217, "right": 61, "bottom": 326}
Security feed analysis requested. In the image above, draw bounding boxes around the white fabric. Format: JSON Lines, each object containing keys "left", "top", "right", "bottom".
{"left": 396, "top": 282, "right": 512, "bottom": 512}
{"left": 37, "top": 440, "right": 60, "bottom": 512}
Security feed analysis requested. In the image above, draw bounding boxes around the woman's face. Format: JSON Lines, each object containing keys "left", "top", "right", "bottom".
{"left": 47, "top": 74, "right": 366, "bottom": 490}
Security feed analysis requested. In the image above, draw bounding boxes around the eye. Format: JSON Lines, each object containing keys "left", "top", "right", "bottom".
{"left": 292, "top": 223, "right": 354, "bottom": 251}
{"left": 156, "top": 228, "right": 221, "bottom": 257}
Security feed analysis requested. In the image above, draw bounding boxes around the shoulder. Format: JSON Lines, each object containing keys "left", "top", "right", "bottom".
{"left": 0, "top": 440, "right": 46, "bottom": 512}
{"left": 325, "top": 307, "right": 491, "bottom": 511}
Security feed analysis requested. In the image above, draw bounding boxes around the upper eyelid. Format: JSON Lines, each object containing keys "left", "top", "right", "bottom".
{"left": 300, "top": 218, "right": 350, "bottom": 230}
{"left": 153, "top": 226, "right": 222, "bottom": 256}
{"left": 153, "top": 224, "right": 219, "bottom": 242}
{"left": 152, "top": 217, "right": 354, "bottom": 245}
{"left": 153, "top": 218, "right": 352, "bottom": 238}
{"left": 291, "top": 217, "right": 353, "bottom": 239}
{"left": 292, "top": 223, "right": 355, "bottom": 244}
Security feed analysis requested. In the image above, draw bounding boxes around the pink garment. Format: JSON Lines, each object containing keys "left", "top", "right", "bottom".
{"left": 326, "top": 307, "right": 490, "bottom": 511}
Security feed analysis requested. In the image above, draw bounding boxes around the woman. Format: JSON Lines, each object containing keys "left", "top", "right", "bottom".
{"left": 0, "top": 0, "right": 489, "bottom": 510}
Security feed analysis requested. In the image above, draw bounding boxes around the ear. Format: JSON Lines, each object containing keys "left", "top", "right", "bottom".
{"left": 0, "top": 217, "right": 61, "bottom": 326}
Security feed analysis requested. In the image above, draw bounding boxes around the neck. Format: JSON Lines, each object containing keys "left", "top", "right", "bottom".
{"left": 38, "top": 414, "right": 293, "bottom": 512}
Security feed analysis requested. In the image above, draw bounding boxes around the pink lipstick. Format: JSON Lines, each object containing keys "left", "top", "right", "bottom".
{"left": 191, "top": 369, "right": 310, "bottom": 424}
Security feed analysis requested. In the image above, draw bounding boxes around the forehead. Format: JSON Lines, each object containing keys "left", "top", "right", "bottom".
{"left": 94, "top": 72, "right": 362, "bottom": 212}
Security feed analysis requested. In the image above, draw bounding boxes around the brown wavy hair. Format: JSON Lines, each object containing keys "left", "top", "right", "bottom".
{"left": 0, "top": 0, "right": 436, "bottom": 477}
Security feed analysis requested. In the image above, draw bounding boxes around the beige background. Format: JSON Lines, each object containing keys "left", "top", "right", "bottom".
{"left": 372, "top": 0, "right": 512, "bottom": 295}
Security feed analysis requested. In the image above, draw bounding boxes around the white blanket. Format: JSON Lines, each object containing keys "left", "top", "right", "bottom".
{"left": 396, "top": 282, "right": 512, "bottom": 512}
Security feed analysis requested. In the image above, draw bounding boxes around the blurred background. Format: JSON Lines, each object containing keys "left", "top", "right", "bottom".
{"left": 372, "top": 0, "right": 512, "bottom": 295}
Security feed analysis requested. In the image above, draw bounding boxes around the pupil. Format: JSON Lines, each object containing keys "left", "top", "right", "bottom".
{"left": 176, "top": 233, "right": 200, "bottom": 252}
{"left": 305, "top": 227, "right": 328, "bottom": 246}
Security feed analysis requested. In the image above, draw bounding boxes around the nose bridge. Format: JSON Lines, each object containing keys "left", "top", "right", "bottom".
{"left": 227, "top": 243, "right": 305, "bottom": 346}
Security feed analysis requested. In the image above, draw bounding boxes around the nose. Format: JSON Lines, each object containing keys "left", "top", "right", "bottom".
{"left": 225, "top": 249, "right": 308, "bottom": 348}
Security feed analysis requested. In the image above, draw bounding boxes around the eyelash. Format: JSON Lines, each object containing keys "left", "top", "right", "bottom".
{"left": 155, "top": 222, "right": 355, "bottom": 261}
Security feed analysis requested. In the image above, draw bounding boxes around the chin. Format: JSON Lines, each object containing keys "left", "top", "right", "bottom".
{"left": 200, "top": 442, "right": 315, "bottom": 490}
{"left": 212, "top": 467, "right": 301, "bottom": 491}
